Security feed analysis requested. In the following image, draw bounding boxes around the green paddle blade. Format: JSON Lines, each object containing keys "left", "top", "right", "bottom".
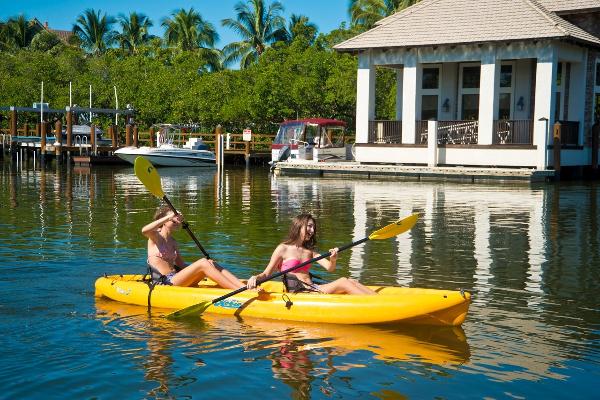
{"left": 369, "top": 213, "right": 419, "bottom": 240}
{"left": 134, "top": 156, "right": 164, "bottom": 198}
{"left": 164, "top": 301, "right": 212, "bottom": 320}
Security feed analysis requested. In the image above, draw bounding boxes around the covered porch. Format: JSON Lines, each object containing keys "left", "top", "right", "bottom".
{"left": 355, "top": 41, "right": 586, "bottom": 169}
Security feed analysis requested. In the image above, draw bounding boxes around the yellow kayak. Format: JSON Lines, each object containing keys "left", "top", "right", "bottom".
{"left": 95, "top": 274, "right": 471, "bottom": 326}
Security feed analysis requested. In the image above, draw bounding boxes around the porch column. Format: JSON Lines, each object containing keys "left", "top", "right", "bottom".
{"left": 533, "top": 48, "right": 558, "bottom": 170}
{"left": 568, "top": 58, "right": 587, "bottom": 145}
{"left": 395, "top": 68, "right": 403, "bottom": 120}
{"left": 402, "top": 51, "right": 419, "bottom": 144}
{"left": 356, "top": 51, "right": 376, "bottom": 144}
{"left": 478, "top": 51, "right": 500, "bottom": 145}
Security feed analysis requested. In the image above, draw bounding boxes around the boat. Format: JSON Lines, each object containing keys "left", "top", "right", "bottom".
{"left": 95, "top": 274, "right": 471, "bottom": 326}
{"left": 115, "top": 124, "right": 216, "bottom": 167}
{"left": 270, "top": 118, "right": 353, "bottom": 164}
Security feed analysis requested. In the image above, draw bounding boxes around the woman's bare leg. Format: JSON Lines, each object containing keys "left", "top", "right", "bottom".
{"left": 320, "top": 277, "right": 376, "bottom": 295}
{"left": 172, "top": 259, "right": 243, "bottom": 289}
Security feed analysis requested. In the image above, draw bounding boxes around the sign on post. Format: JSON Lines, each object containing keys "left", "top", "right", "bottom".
{"left": 243, "top": 128, "right": 252, "bottom": 141}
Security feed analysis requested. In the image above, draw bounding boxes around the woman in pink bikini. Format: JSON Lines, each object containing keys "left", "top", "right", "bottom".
{"left": 247, "top": 213, "right": 376, "bottom": 295}
{"left": 142, "top": 205, "right": 245, "bottom": 288}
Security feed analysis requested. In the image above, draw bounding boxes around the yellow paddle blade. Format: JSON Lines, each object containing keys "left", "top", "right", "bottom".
{"left": 134, "top": 156, "right": 164, "bottom": 199}
{"left": 165, "top": 301, "right": 212, "bottom": 320}
{"left": 368, "top": 213, "right": 419, "bottom": 240}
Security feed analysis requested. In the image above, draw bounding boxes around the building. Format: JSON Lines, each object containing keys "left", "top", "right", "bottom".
{"left": 334, "top": 0, "right": 600, "bottom": 170}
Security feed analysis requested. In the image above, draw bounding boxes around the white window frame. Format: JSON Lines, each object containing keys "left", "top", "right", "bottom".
{"left": 458, "top": 62, "right": 480, "bottom": 120}
{"left": 420, "top": 64, "right": 442, "bottom": 120}
{"left": 498, "top": 61, "right": 515, "bottom": 120}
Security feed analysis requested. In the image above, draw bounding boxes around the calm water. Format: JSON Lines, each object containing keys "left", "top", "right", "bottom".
{"left": 0, "top": 157, "right": 599, "bottom": 399}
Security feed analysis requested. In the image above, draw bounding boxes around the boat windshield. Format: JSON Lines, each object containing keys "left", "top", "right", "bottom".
{"left": 274, "top": 122, "right": 305, "bottom": 144}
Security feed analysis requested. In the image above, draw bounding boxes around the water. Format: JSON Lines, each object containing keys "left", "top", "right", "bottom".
{"left": 0, "top": 158, "right": 599, "bottom": 399}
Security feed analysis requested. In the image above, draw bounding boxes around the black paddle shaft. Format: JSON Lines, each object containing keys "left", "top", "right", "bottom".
{"left": 162, "top": 196, "right": 213, "bottom": 260}
{"left": 208, "top": 236, "right": 371, "bottom": 305}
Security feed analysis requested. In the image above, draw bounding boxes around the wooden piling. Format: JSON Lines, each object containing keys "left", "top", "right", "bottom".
{"left": 10, "top": 109, "right": 17, "bottom": 136}
{"left": 125, "top": 124, "right": 132, "bottom": 147}
{"left": 109, "top": 125, "right": 116, "bottom": 147}
{"left": 40, "top": 122, "right": 46, "bottom": 151}
{"left": 55, "top": 120, "right": 62, "bottom": 156}
{"left": 66, "top": 110, "right": 73, "bottom": 147}
{"left": 149, "top": 127, "right": 155, "bottom": 147}
{"left": 553, "top": 121, "right": 561, "bottom": 179}
{"left": 90, "top": 124, "right": 96, "bottom": 154}
{"left": 24, "top": 123, "right": 29, "bottom": 136}
{"left": 133, "top": 125, "right": 139, "bottom": 147}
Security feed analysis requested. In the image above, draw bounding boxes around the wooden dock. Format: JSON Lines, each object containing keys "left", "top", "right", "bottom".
{"left": 273, "top": 160, "right": 555, "bottom": 182}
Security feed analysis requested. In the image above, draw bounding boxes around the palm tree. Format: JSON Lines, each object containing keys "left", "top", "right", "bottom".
{"left": 2, "top": 15, "right": 41, "bottom": 49}
{"left": 221, "top": 0, "right": 287, "bottom": 69}
{"left": 285, "top": 14, "right": 318, "bottom": 45}
{"left": 72, "top": 9, "right": 116, "bottom": 55}
{"left": 162, "top": 8, "right": 221, "bottom": 71}
{"left": 349, "top": 0, "right": 420, "bottom": 30}
{"left": 116, "top": 12, "right": 153, "bottom": 55}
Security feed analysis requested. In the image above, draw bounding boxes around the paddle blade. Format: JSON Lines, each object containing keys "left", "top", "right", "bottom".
{"left": 368, "top": 213, "right": 419, "bottom": 240}
{"left": 134, "top": 156, "right": 164, "bottom": 198}
{"left": 164, "top": 301, "right": 212, "bottom": 320}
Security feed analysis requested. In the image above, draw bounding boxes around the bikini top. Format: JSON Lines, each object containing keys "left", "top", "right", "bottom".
{"left": 280, "top": 258, "right": 311, "bottom": 274}
{"left": 147, "top": 238, "right": 178, "bottom": 266}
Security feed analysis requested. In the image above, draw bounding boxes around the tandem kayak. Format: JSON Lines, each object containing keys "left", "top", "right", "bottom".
{"left": 95, "top": 274, "right": 471, "bottom": 326}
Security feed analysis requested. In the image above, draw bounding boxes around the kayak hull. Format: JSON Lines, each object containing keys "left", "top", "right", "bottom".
{"left": 95, "top": 275, "right": 471, "bottom": 326}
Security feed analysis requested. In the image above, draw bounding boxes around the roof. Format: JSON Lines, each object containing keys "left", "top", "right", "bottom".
{"left": 536, "top": 0, "right": 600, "bottom": 13}
{"left": 334, "top": 0, "right": 600, "bottom": 52}
{"left": 281, "top": 118, "right": 347, "bottom": 127}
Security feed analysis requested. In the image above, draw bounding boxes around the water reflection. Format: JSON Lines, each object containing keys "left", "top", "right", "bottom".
{"left": 95, "top": 298, "right": 470, "bottom": 397}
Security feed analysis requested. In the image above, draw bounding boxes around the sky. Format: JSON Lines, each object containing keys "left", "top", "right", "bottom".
{"left": 0, "top": 0, "right": 351, "bottom": 47}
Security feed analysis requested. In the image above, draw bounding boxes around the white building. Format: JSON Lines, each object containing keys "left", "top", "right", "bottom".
{"left": 334, "top": 0, "right": 600, "bottom": 170}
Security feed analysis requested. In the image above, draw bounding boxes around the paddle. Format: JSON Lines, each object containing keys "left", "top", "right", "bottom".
{"left": 165, "top": 212, "right": 420, "bottom": 320}
{"left": 134, "top": 156, "right": 215, "bottom": 261}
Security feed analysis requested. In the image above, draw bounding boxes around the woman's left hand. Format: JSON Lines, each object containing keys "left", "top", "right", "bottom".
{"left": 329, "top": 247, "right": 339, "bottom": 259}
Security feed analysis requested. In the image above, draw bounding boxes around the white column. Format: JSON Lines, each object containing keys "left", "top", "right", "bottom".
{"left": 568, "top": 57, "right": 587, "bottom": 146}
{"left": 356, "top": 51, "right": 376, "bottom": 144}
{"left": 427, "top": 120, "right": 438, "bottom": 166}
{"left": 533, "top": 47, "right": 557, "bottom": 170}
{"left": 395, "top": 68, "right": 403, "bottom": 120}
{"left": 478, "top": 51, "right": 500, "bottom": 145}
{"left": 402, "top": 51, "right": 419, "bottom": 144}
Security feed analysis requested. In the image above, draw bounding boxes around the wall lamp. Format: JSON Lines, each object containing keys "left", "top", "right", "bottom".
{"left": 442, "top": 98, "right": 450, "bottom": 112}
{"left": 517, "top": 96, "right": 525, "bottom": 111}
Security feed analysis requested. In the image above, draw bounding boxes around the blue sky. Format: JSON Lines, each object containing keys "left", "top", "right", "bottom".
{"left": 0, "top": 0, "right": 350, "bottom": 47}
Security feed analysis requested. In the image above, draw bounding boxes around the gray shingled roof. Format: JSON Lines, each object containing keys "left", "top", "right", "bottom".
{"left": 537, "top": 0, "right": 600, "bottom": 12}
{"left": 335, "top": 0, "right": 600, "bottom": 51}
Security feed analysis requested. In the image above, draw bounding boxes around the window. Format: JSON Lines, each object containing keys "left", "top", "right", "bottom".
{"left": 421, "top": 95, "right": 439, "bottom": 120}
{"left": 422, "top": 68, "right": 439, "bottom": 89}
{"left": 555, "top": 62, "right": 564, "bottom": 121}
{"left": 498, "top": 63, "right": 514, "bottom": 119}
{"left": 500, "top": 65, "right": 512, "bottom": 88}
{"left": 459, "top": 63, "right": 481, "bottom": 120}
{"left": 462, "top": 94, "right": 480, "bottom": 120}
{"left": 596, "top": 61, "right": 600, "bottom": 86}
{"left": 462, "top": 66, "right": 481, "bottom": 88}
{"left": 499, "top": 93, "right": 511, "bottom": 120}
{"left": 420, "top": 65, "right": 441, "bottom": 120}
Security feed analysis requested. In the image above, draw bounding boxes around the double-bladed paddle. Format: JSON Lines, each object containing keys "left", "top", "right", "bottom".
{"left": 134, "top": 156, "right": 215, "bottom": 262}
{"left": 165, "top": 212, "right": 420, "bottom": 320}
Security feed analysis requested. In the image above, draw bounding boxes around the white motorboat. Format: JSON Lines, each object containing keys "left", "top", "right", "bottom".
{"left": 115, "top": 124, "right": 216, "bottom": 167}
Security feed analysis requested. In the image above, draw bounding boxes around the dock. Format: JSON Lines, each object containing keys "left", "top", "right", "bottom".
{"left": 273, "top": 160, "right": 555, "bottom": 182}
